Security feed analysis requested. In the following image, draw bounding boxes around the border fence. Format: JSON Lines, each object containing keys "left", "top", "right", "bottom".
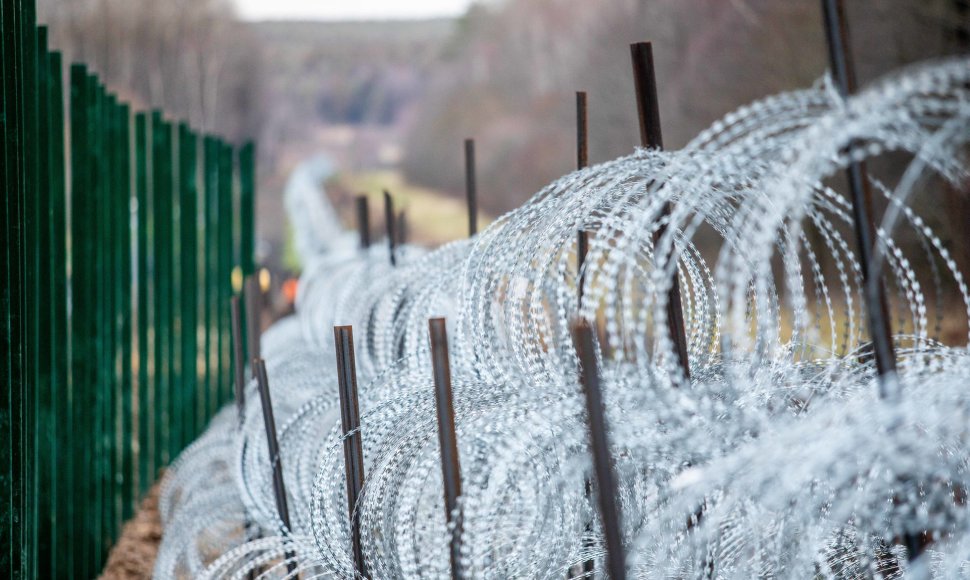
{"left": 1, "top": 0, "right": 258, "bottom": 576}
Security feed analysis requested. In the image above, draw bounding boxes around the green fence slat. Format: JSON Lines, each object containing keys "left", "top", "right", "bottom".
{"left": 6, "top": 1, "right": 21, "bottom": 570}
{"left": 107, "top": 89, "right": 118, "bottom": 554}
{"left": 104, "top": 93, "right": 115, "bottom": 549}
{"left": 0, "top": 7, "right": 10, "bottom": 573}
{"left": 89, "top": 72, "right": 101, "bottom": 577}
{"left": 0, "top": 0, "right": 19, "bottom": 574}
{"left": 90, "top": 76, "right": 105, "bottom": 568}
{"left": 233, "top": 141, "right": 256, "bottom": 390}
{"left": 104, "top": 95, "right": 119, "bottom": 543}
{"left": 47, "top": 48, "right": 70, "bottom": 577}
{"left": 166, "top": 118, "right": 179, "bottom": 462}
{"left": 135, "top": 112, "right": 151, "bottom": 499}
{"left": 237, "top": 142, "right": 255, "bottom": 377}
{"left": 120, "top": 103, "right": 134, "bottom": 523}
{"left": 98, "top": 89, "right": 111, "bottom": 554}
{"left": 0, "top": 3, "right": 9, "bottom": 573}
{"left": 68, "top": 63, "right": 88, "bottom": 577}
{"left": 218, "top": 142, "right": 233, "bottom": 408}
{"left": 239, "top": 142, "right": 256, "bottom": 277}
{"left": 151, "top": 111, "right": 168, "bottom": 473}
{"left": 10, "top": 1, "right": 30, "bottom": 575}
{"left": 7, "top": 5, "right": 24, "bottom": 569}
{"left": 203, "top": 136, "right": 217, "bottom": 423}
{"left": 178, "top": 124, "right": 198, "bottom": 446}
{"left": 168, "top": 121, "right": 181, "bottom": 459}
{"left": 33, "top": 26, "right": 53, "bottom": 580}
{"left": 113, "top": 97, "right": 124, "bottom": 540}
{"left": 22, "top": 7, "right": 40, "bottom": 578}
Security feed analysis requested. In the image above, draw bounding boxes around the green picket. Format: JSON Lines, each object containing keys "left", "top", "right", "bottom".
{"left": 135, "top": 112, "right": 151, "bottom": 501}
{"left": 203, "top": 136, "right": 218, "bottom": 422}
{"left": 48, "top": 49, "right": 70, "bottom": 577}
{"left": 178, "top": 124, "right": 198, "bottom": 446}
{"left": 239, "top": 142, "right": 257, "bottom": 277}
{"left": 151, "top": 111, "right": 169, "bottom": 473}
{"left": 120, "top": 103, "right": 134, "bottom": 523}
{"left": 68, "top": 63, "right": 88, "bottom": 577}
{"left": 218, "top": 142, "right": 233, "bottom": 408}
{"left": 0, "top": 0, "right": 22, "bottom": 575}
{"left": 23, "top": 7, "right": 40, "bottom": 578}
{"left": 33, "top": 27, "right": 53, "bottom": 579}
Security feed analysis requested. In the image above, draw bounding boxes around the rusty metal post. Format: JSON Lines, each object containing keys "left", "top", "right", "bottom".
{"left": 253, "top": 358, "right": 297, "bottom": 574}
{"left": 821, "top": 2, "right": 909, "bottom": 563}
{"left": 577, "top": 230, "right": 589, "bottom": 310}
{"left": 575, "top": 94, "right": 594, "bottom": 580}
{"left": 465, "top": 139, "right": 478, "bottom": 237}
{"left": 571, "top": 318, "right": 626, "bottom": 580}
{"left": 630, "top": 41, "right": 691, "bottom": 380}
{"left": 428, "top": 318, "right": 464, "bottom": 580}
{"left": 356, "top": 195, "right": 371, "bottom": 250}
{"left": 333, "top": 326, "right": 369, "bottom": 578}
{"left": 576, "top": 91, "right": 590, "bottom": 311}
{"left": 232, "top": 296, "right": 259, "bottom": 579}
{"left": 384, "top": 190, "right": 397, "bottom": 267}
{"left": 576, "top": 91, "right": 588, "bottom": 170}
{"left": 820, "top": 0, "right": 897, "bottom": 387}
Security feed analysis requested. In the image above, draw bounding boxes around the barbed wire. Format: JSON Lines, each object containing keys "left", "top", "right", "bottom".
{"left": 155, "top": 57, "right": 970, "bottom": 579}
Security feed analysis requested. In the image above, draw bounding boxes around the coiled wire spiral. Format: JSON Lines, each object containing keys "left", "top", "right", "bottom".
{"left": 154, "top": 57, "right": 970, "bottom": 579}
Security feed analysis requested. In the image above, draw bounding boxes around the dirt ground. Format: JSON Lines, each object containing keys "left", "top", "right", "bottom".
{"left": 99, "top": 481, "right": 163, "bottom": 579}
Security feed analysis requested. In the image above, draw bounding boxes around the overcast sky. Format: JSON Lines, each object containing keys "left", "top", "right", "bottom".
{"left": 234, "top": 0, "right": 477, "bottom": 21}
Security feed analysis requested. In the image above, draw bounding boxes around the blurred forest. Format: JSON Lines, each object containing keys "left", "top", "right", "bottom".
{"left": 254, "top": 19, "right": 453, "bottom": 169}
{"left": 402, "top": 0, "right": 970, "bottom": 214}
{"left": 38, "top": 0, "right": 263, "bottom": 143}
{"left": 35, "top": 0, "right": 970, "bottom": 265}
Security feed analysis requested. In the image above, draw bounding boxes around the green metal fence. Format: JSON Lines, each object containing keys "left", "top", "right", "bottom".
{"left": 1, "top": 1, "right": 258, "bottom": 576}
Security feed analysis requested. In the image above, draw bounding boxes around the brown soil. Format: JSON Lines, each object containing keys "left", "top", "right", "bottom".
{"left": 99, "top": 480, "right": 164, "bottom": 579}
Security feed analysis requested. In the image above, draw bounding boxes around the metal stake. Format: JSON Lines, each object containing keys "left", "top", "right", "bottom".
{"left": 334, "top": 326, "right": 369, "bottom": 578}
{"left": 384, "top": 190, "right": 397, "bottom": 267}
{"left": 253, "top": 358, "right": 297, "bottom": 574}
{"left": 630, "top": 41, "right": 691, "bottom": 380}
{"left": 820, "top": 0, "right": 897, "bottom": 387}
{"left": 428, "top": 318, "right": 464, "bottom": 580}
{"left": 576, "top": 91, "right": 590, "bottom": 311}
{"left": 821, "top": 2, "right": 909, "bottom": 563}
{"left": 571, "top": 318, "right": 626, "bottom": 580}
{"left": 465, "top": 139, "right": 478, "bottom": 237}
{"left": 575, "top": 94, "right": 594, "bottom": 580}
{"left": 578, "top": 231, "right": 589, "bottom": 310}
{"left": 232, "top": 297, "right": 259, "bottom": 579}
{"left": 576, "top": 91, "right": 589, "bottom": 170}
{"left": 356, "top": 195, "right": 371, "bottom": 250}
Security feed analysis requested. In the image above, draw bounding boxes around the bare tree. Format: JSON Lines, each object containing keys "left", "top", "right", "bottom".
{"left": 402, "top": 0, "right": 961, "bottom": 213}
{"left": 38, "top": 0, "right": 264, "bottom": 143}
